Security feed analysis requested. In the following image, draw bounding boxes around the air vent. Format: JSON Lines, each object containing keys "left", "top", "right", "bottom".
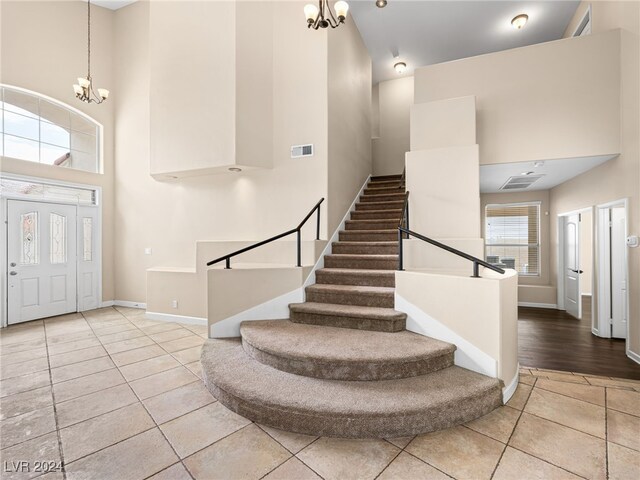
{"left": 500, "top": 174, "right": 544, "bottom": 191}
{"left": 291, "top": 144, "right": 313, "bottom": 158}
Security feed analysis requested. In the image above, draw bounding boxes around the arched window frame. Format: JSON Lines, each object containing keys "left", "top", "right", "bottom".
{"left": 1, "top": 84, "right": 103, "bottom": 174}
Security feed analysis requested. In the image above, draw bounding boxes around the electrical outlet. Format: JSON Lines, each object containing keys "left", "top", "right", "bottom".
{"left": 171, "top": 300, "right": 178, "bottom": 309}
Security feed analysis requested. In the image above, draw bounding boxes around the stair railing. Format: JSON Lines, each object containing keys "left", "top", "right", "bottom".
{"left": 206, "top": 198, "right": 324, "bottom": 269}
{"left": 397, "top": 191, "right": 505, "bottom": 277}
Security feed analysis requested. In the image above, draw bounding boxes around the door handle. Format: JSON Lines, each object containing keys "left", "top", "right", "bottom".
{"left": 9, "top": 271, "right": 18, "bottom": 276}
{"left": 569, "top": 269, "right": 584, "bottom": 274}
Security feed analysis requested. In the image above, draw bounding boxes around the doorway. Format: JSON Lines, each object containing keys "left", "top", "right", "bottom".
{"left": 1, "top": 175, "right": 102, "bottom": 327}
{"left": 558, "top": 208, "right": 594, "bottom": 322}
{"left": 596, "top": 200, "right": 629, "bottom": 340}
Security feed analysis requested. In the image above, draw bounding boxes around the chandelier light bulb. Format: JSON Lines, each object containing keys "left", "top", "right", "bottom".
{"left": 304, "top": 3, "right": 319, "bottom": 23}
{"left": 97, "top": 88, "right": 109, "bottom": 100}
{"left": 73, "top": 84, "right": 83, "bottom": 95}
{"left": 334, "top": 1, "right": 349, "bottom": 20}
{"left": 376, "top": 0, "right": 387, "bottom": 8}
{"left": 394, "top": 61, "right": 407, "bottom": 74}
{"left": 511, "top": 13, "right": 528, "bottom": 29}
{"left": 78, "top": 77, "right": 90, "bottom": 88}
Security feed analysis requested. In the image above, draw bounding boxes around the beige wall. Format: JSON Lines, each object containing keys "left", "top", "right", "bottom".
{"left": 552, "top": 1, "right": 639, "bottom": 354}
{"left": 1, "top": 1, "right": 116, "bottom": 302}
{"left": 114, "top": 1, "right": 332, "bottom": 306}
{"left": 481, "top": 190, "right": 557, "bottom": 305}
{"left": 414, "top": 30, "right": 621, "bottom": 166}
{"left": 372, "top": 76, "right": 413, "bottom": 176}
{"left": 327, "top": 15, "right": 372, "bottom": 234}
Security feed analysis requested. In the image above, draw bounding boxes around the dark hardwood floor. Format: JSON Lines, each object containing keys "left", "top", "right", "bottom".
{"left": 518, "top": 296, "right": 640, "bottom": 379}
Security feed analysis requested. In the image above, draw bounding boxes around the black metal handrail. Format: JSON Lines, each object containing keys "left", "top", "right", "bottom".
{"left": 397, "top": 191, "right": 505, "bottom": 278}
{"left": 398, "top": 167, "right": 406, "bottom": 189}
{"left": 398, "top": 191, "right": 409, "bottom": 231}
{"left": 206, "top": 198, "right": 324, "bottom": 269}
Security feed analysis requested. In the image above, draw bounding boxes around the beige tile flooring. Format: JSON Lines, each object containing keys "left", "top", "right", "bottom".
{"left": 1, "top": 307, "right": 639, "bottom": 480}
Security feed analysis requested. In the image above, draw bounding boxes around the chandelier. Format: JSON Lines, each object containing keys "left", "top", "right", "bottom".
{"left": 304, "top": 1, "right": 349, "bottom": 30}
{"left": 73, "top": 0, "right": 109, "bottom": 104}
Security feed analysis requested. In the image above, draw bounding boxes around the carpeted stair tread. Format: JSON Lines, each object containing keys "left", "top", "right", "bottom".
{"left": 350, "top": 209, "right": 403, "bottom": 220}
{"left": 324, "top": 254, "right": 397, "bottom": 270}
{"left": 289, "top": 302, "right": 406, "bottom": 332}
{"left": 360, "top": 193, "right": 407, "bottom": 203}
{"left": 201, "top": 338, "right": 502, "bottom": 438}
{"left": 339, "top": 230, "right": 398, "bottom": 242}
{"left": 315, "top": 268, "right": 396, "bottom": 287}
{"left": 355, "top": 201, "right": 405, "bottom": 211}
{"left": 331, "top": 241, "right": 398, "bottom": 255}
{"left": 345, "top": 219, "right": 399, "bottom": 230}
{"left": 305, "top": 283, "right": 394, "bottom": 307}
{"left": 240, "top": 319, "right": 455, "bottom": 380}
{"left": 370, "top": 174, "right": 403, "bottom": 181}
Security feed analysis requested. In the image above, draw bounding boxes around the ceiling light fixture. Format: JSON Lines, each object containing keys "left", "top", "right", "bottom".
{"left": 73, "top": 0, "right": 109, "bottom": 104}
{"left": 305, "top": 0, "right": 349, "bottom": 30}
{"left": 376, "top": 0, "right": 387, "bottom": 8}
{"left": 394, "top": 62, "right": 407, "bottom": 74}
{"left": 511, "top": 13, "right": 529, "bottom": 30}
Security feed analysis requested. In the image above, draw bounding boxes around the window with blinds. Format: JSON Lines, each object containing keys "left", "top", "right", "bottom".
{"left": 485, "top": 203, "right": 540, "bottom": 276}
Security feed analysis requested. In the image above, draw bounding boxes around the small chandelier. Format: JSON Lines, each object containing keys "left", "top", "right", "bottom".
{"left": 304, "top": 1, "right": 349, "bottom": 30}
{"left": 73, "top": 0, "right": 109, "bottom": 104}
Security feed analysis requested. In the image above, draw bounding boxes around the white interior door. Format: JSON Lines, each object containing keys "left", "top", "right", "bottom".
{"left": 564, "top": 214, "right": 581, "bottom": 319}
{"left": 7, "top": 200, "right": 77, "bottom": 324}
{"left": 611, "top": 207, "right": 627, "bottom": 338}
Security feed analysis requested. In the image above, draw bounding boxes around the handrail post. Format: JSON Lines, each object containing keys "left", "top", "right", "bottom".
{"left": 472, "top": 261, "right": 479, "bottom": 278}
{"left": 406, "top": 200, "right": 409, "bottom": 233}
{"left": 398, "top": 229, "right": 404, "bottom": 271}
{"left": 225, "top": 258, "right": 231, "bottom": 269}
{"left": 316, "top": 205, "right": 320, "bottom": 241}
{"left": 296, "top": 230, "right": 302, "bottom": 267}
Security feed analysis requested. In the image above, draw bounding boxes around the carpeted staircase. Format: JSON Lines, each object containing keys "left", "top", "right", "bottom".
{"left": 201, "top": 174, "right": 502, "bottom": 438}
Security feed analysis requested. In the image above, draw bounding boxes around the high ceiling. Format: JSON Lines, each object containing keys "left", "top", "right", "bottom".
{"left": 350, "top": 0, "right": 581, "bottom": 83}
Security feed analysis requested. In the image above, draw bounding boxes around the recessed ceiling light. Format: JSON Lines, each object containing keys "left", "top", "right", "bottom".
{"left": 394, "top": 61, "right": 406, "bottom": 74}
{"left": 511, "top": 14, "right": 528, "bottom": 29}
{"left": 228, "top": 167, "right": 242, "bottom": 172}
{"left": 376, "top": 0, "right": 387, "bottom": 8}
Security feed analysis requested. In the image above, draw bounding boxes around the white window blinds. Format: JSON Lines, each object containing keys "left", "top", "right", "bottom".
{"left": 485, "top": 203, "right": 540, "bottom": 275}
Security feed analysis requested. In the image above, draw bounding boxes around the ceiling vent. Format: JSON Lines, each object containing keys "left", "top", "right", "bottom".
{"left": 500, "top": 174, "right": 545, "bottom": 191}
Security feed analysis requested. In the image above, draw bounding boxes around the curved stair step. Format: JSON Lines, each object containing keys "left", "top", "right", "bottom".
{"left": 240, "top": 320, "right": 455, "bottom": 380}
{"left": 305, "top": 284, "right": 395, "bottom": 308}
{"left": 201, "top": 338, "right": 503, "bottom": 438}
{"left": 315, "top": 268, "right": 396, "bottom": 287}
{"left": 289, "top": 302, "right": 406, "bottom": 332}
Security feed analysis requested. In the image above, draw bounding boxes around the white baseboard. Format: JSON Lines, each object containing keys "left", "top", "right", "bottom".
{"left": 114, "top": 300, "right": 147, "bottom": 309}
{"left": 627, "top": 349, "right": 640, "bottom": 365}
{"left": 502, "top": 365, "right": 519, "bottom": 403}
{"left": 146, "top": 311, "right": 207, "bottom": 326}
{"left": 518, "top": 302, "right": 558, "bottom": 309}
{"left": 101, "top": 300, "right": 146, "bottom": 309}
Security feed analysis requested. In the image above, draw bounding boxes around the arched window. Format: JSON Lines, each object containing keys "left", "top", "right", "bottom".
{"left": 1, "top": 85, "right": 101, "bottom": 173}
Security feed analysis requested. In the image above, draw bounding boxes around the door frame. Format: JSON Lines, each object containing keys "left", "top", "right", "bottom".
{"left": 1, "top": 173, "right": 103, "bottom": 328}
{"left": 556, "top": 207, "right": 594, "bottom": 322}
{"left": 595, "top": 198, "right": 630, "bottom": 343}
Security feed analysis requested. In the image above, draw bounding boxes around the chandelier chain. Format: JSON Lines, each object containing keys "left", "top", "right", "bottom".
{"left": 87, "top": 0, "right": 91, "bottom": 79}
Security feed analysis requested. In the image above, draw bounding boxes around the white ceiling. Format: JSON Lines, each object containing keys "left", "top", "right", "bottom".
{"left": 350, "top": 0, "right": 581, "bottom": 83}
{"left": 480, "top": 155, "right": 618, "bottom": 194}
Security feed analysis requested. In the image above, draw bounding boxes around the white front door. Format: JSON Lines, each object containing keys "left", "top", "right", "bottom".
{"left": 7, "top": 200, "right": 77, "bottom": 324}
{"left": 611, "top": 207, "right": 627, "bottom": 338}
{"left": 564, "top": 213, "right": 581, "bottom": 319}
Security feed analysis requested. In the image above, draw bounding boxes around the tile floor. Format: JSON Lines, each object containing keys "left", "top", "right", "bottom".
{"left": 1, "top": 307, "right": 639, "bottom": 480}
